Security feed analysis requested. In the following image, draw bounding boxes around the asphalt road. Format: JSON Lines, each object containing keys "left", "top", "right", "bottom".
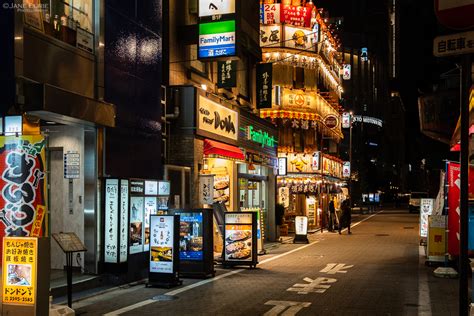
{"left": 74, "top": 209, "right": 458, "bottom": 316}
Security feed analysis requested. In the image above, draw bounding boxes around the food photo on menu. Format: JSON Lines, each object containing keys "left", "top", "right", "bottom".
{"left": 213, "top": 176, "right": 230, "bottom": 204}
{"left": 151, "top": 246, "right": 173, "bottom": 262}
{"left": 225, "top": 227, "right": 252, "bottom": 260}
{"left": 130, "top": 222, "right": 142, "bottom": 245}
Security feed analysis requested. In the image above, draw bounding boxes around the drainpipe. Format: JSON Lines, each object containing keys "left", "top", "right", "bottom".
{"left": 165, "top": 88, "right": 180, "bottom": 120}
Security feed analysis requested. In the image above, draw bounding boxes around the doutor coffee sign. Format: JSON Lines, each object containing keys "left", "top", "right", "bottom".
{"left": 197, "top": 95, "right": 238, "bottom": 142}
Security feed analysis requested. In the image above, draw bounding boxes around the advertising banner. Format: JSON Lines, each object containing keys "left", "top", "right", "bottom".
{"left": 144, "top": 197, "right": 157, "bottom": 251}
{"left": 420, "top": 198, "right": 434, "bottom": 238}
{"left": 199, "top": 0, "right": 235, "bottom": 17}
{"left": 2, "top": 237, "right": 37, "bottom": 305}
{"left": 260, "top": 3, "right": 281, "bottom": 24}
{"left": 199, "top": 20, "right": 236, "bottom": 58}
{"left": 427, "top": 215, "right": 446, "bottom": 261}
{"left": 144, "top": 180, "right": 158, "bottom": 195}
{"left": 256, "top": 63, "right": 273, "bottom": 109}
{"left": 447, "top": 162, "right": 460, "bottom": 256}
{"left": 342, "top": 64, "right": 351, "bottom": 80}
{"left": 178, "top": 212, "right": 203, "bottom": 261}
{"left": 260, "top": 25, "right": 282, "bottom": 48}
{"left": 278, "top": 186, "right": 290, "bottom": 207}
{"left": 224, "top": 213, "right": 253, "bottom": 262}
{"left": 129, "top": 196, "right": 144, "bottom": 254}
{"left": 217, "top": 60, "right": 237, "bottom": 88}
{"left": 281, "top": 5, "right": 312, "bottom": 27}
{"left": 104, "top": 179, "right": 119, "bottom": 263}
{"left": 283, "top": 25, "right": 316, "bottom": 51}
{"left": 342, "top": 112, "right": 351, "bottom": 129}
{"left": 119, "top": 180, "right": 129, "bottom": 262}
{"left": 277, "top": 157, "right": 287, "bottom": 175}
{"left": 312, "top": 152, "right": 320, "bottom": 171}
{"left": 0, "top": 136, "right": 47, "bottom": 260}
{"left": 149, "top": 215, "right": 175, "bottom": 273}
{"left": 342, "top": 162, "right": 351, "bottom": 178}
{"left": 199, "top": 175, "right": 214, "bottom": 205}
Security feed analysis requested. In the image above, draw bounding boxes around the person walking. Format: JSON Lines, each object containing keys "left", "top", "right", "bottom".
{"left": 339, "top": 198, "right": 352, "bottom": 234}
{"left": 328, "top": 198, "right": 336, "bottom": 232}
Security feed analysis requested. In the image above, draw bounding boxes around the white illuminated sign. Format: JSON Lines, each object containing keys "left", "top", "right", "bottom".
{"left": 145, "top": 180, "right": 158, "bottom": 195}
{"left": 342, "top": 112, "right": 351, "bottom": 128}
{"left": 199, "top": 0, "right": 235, "bottom": 17}
{"left": 4, "top": 116, "right": 22, "bottom": 136}
{"left": 278, "top": 157, "right": 287, "bottom": 176}
{"left": 149, "top": 215, "right": 175, "bottom": 274}
{"left": 343, "top": 64, "right": 351, "bottom": 80}
{"left": 343, "top": 162, "right": 351, "bottom": 178}
{"left": 312, "top": 152, "right": 320, "bottom": 171}
{"left": 420, "top": 198, "right": 434, "bottom": 238}
{"left": 105, "top": 179, "right": 119, "bottom": 263}
{"left": 295, "top": 216, "right": 308, "bottom": 235}
{"left": 158, "top": 181, "right": 170, "bottom": 196}
{"left": 119, "top": 180, "right": 129, "bottom": 262}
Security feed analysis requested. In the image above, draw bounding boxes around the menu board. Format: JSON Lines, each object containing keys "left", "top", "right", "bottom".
{"left": 144, "top": 197, "right": 157, "bottom": 251}
{"left": 119, "top": 180, "right": 129, "bottom": 262}
{"left": 213, "top": 174, "right": 230, "bottom": 205}
{"left": 178, "top": 212, "right": 204, "bottom": 261}
{"left": 145, "top": 180, "right": 158, "bottom": 195}
{"left": 150, "top": 215, "right": 175, "bottom": 274}
{"left": 224, "top": 213, "right": 253, "bottom": 262}
{"left": 130, "top": 197, "right": 144, "bottom": 254}
{"left": 105, "top": 179, "right": 119, "bottom": 263}
{"left": 420, "top": 199, "right": 434, "bottom": 238}
{"left": 295, "top": 216, "right": 308, "bottom": 235}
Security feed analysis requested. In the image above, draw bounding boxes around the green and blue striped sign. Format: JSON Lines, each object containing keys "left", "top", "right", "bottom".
{"left": 199, "top": 20, "right": 236, "bottom": 58}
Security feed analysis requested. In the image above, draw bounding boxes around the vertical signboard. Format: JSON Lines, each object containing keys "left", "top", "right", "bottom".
{"left": 342, "top": 112, "right": 351, "bottom": 129}
{"left": 0, "top": 136, "right": 47, "bottom": 260}
{"left": 119, "top": 180, "right": 129, "bottom": 262}
{"left": 144, "top": 197, "right": 157, "bottom": 251}
{"left": 447, "top": 162, "right": 460, "bottom": 256}
{"left": 257, "top": 63, "right": 273, "bottom": 109}
{"left": 342, "top": 162, "right": 351, "bottom": 178}
{"left": 278, "top": 157, "right": 287, "bottom": 176}
{"left": 64, "top": 151, "right": 80, "bottom": 179}
{"left": 149, "top": 215, "right": 175, "bottom": 273}
{"left": 260, "top": 25, "right": 282, "bottom": 48}
{"left": 199, "top": 20, "right": 236, "bottom": 59}
{"left": 311, "top": 152, "right": 320, "bottom": 171}
{"left": 342, "top": 64, "right": 351, "bottom": 80}
{"left": 130, "top": 196, "right": 144, "bottom": 254}
{"left": 294, "top": 216, "right": 309, "bottom": 243}
{"left": 260, "top": 3, "right": 281, "bottom": 24}
{"left": 199, "top": 175, "right": 214, "bottom": 205}
{"left": 104, "top": 179, "right": 119, "bottom": 263}
{"left": 3, "top": 237, "right": 37, "bottom": 305}
{"left": 427, "top": 215, "right": 446, "bottom": 262}
{"left": 217, "top": 60, "right": 237, "bottom": 88}
{"left": 224, "top": 213, "right": 255, "bottom": 263}
{"left": 420, "top": 198, "right": 434, "bottom": 238}
{"left": 361, "top": 47, "right": 368, "bottom": 61}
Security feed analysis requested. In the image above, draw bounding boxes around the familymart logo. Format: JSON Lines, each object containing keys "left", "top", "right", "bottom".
{"left": 245, "top": 126, "right": 276, "bottom": 148}
{"left": 199, "top": 20, "right": 236, "bottom": 58}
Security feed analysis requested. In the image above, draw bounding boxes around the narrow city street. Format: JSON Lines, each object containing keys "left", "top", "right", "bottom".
{"left": 72, "top": 209, "right": 458, "bottom": 316}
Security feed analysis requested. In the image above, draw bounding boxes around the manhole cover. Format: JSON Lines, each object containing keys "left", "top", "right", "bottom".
{"left": 403, "top": 226, "right": 415, "bottom": 229}
{"left": 152, "top": 295, "right": 178, "bottom": 301}
{"left": 375, "top": 234, "right": 390, "bottom": 237}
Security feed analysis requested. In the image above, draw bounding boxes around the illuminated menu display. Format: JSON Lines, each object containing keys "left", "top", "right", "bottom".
{"left": 150, "top": 215, "right": 175, "bottom": 274}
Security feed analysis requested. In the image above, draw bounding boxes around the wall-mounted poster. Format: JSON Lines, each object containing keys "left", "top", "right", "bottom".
{"left": 104, "top": 179, "right": 119, "bottom": 263}
{"left": 149, "top": 215, "right": 175, "bottom": 273}
{"left": 145, "top": 180, "right": 158, "bottom": 195}
{"left": 130, "top": 197, "right": 144, "bottom": 254}
{"left": 224, "top": 213, "right": 253, "bottom": 262}
{"left": 144, "top": 197, "right": 157, "bottom": 251}
{"left": 179, "top": 212, "right": 203, "bottom": 261}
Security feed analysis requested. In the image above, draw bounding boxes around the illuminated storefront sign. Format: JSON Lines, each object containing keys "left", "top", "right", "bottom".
{"left": 246, "top": 125, "right": 276, "bottom": 148}
{"left": 352, "top": 115, "right": 383, "bottom": 127}
{"left": 283, "top": 25, "right": 316, "bottom": 51}
{"left": 281, "top": 5, "right": 312, "bottom": 27}
{"left": 260, "top": 24, "right": 282, "bottom": 48}
{"left": 278, "top": 157, "right": 287, "bottom": 176}
{"left": 312, "top": 152, "right": 321, "bottom": 171}
{"left": 2, "top": 237, "right": 37, "bottom": 305}
{"left": 197, "top": 95, "right": 238, "bottom": 141}
{"left": 342, "top": 161, "right": 351, "bottom": 178}
{"left": 324, "top": 114, "right": 339, "bottom": 129}
{"left": 105, "top": 179, "right": 119, "bottom": 263}
{"left": 199, "top": 20, "right": 236, "bottom": 58}
{"left": 343, "top": 64, "right": 351, "bottom": 80}
{"left": 260, "top": 3, "right": 281, "bottom": 24}
{"left": 199, "top": 0, "right": 235, "bottom": 17}
{"left": 342, "top": 112, "right": 351, "bottom": 128}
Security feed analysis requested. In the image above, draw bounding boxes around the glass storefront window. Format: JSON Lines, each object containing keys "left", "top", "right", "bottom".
{"left": 42, "top": 0, "right": 93, "bottom": 32}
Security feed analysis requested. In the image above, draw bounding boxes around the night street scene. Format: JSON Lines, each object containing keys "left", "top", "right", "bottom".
{"left": 1, "top": 0, "right": 474, "bottom": 315}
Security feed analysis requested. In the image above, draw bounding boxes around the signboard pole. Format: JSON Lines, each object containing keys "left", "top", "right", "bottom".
{"left": 460, "top": 53, "right": 471, "bottom": 316}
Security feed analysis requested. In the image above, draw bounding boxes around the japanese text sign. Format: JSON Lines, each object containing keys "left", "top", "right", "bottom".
{"left": 199, "top": 175, "right": 214, "bottom": 205}
{"left": 2, "top": 237, "right": 37, "bottom": 305}
{"left": 257, "top": 63, "right": 273, "bottom": 109}
{"left": 199, "top": 0, "right": 235, "bottom": 17}
{"left": 433, "top": 31, "right": 474, "bottom": 57}
{"left": 217, "top": 60, "right": 237, "bottom": 88}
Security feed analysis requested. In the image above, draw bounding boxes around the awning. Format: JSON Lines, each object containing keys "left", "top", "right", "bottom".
{"left": 203, "top": 139, "right": 245, "bottom": 161}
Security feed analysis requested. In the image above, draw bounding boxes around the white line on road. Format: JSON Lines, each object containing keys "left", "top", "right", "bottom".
{"left": 418, "top": 245, "right": 432, "bottom": 315}
{"left": 103, "top": 213, "right": 378, "bottom": 316}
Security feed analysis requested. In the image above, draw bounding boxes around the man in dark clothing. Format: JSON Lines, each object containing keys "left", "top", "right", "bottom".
{"left": 328, "top": 199, "right": 336, "bottom": 232}
{"left": 339, "top": 199, "right": 352, "bottom": 234}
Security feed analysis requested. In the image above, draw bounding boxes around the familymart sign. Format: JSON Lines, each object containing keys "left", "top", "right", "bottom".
{"left": 246, "top": 125, "right": 276, "bottom": 148}
{"left": 199, "top": 20, "right": 236, "bottom": 58}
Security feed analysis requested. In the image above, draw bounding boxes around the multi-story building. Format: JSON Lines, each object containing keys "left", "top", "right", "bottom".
{"left": 258, "top": 0, "right": 345, "bottom": 232}
{"left": 163, "top": 0, "right": 280, "bottom": 248}
{"left": 1, "top": 0, "right": 163, "bottom": 289}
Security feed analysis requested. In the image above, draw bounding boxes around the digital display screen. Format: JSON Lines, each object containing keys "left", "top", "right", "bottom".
{"left": 178, "top": 212, "right": 203, "bottom": 261}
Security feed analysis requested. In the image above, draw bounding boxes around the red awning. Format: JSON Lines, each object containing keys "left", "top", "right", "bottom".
{"left": 203, "top": 139, "right": 245, "bottom": 161}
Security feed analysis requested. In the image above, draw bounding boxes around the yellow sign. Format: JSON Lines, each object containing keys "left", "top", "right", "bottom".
{"left": 2, "top": 237, "right": 37, "bottom": 305}
{"left": 197, "top": 95, "right": 238, "bottom": 141}
{"left": 427, "top": 215, "right": 446, "bottom": 258}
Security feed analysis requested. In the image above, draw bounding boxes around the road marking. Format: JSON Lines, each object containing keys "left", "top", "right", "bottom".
{"left": 104, "top": 241, "right": 320, "bottom": 315}
{"left": 320, "top": 263, "right": 353, "bottom": 274}
{"left": 418, "top": 245, "right": 432, "bottom": 315}
{"left": 287, "top": 277, "right": 337, "bottom": 294}
{"left": 264, "top": 300, "right": 311, "bottom": 316}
